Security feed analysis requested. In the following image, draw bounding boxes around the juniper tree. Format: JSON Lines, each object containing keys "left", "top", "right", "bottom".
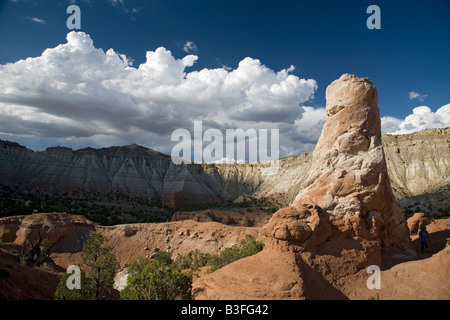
{"left": 54, "top": 232, "right": 118, "bottom": 300}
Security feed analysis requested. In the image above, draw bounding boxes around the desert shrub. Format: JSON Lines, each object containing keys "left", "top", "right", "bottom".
{"left": 151, "top": 251, "right": 173, "bottom": 265}
{"left": 238, "top": 234, "right": 265, "bottom": 257}
{"left": 127, "top": 256, "right": 150, "bottom": 277}
{"left": 207, "top": 246, "right": 242, "bottom": 272}
{"left": 207, "top": 234, "right": 264, "bottom": 273}
{"left": 14, "top": 237, "right": 53, "bottom": 268}
{"left": 121, "top": 253, "right": 192, "bottom": 300}
{"left": 268, "top": 206, "right": 279, "bottom": 213}
{"left": 173, "top": 249, "right": 212, "bottom": 270}
{"left": 368, "top": 293, "right": 380, "bottom": 300}
{"left": 172, "top": 234, "right": 264, "bottom": 274}
{"left": 112, "top": 234, "right": 264, "bottom": 300}
{"left": 40, "top": 239, "right": 52, "bottom": 259}
{"left": 54, "top": 267, "right": 93, "bottom": 300}
{"left": 19, "top": 254, "right": 27, "bottom": 266}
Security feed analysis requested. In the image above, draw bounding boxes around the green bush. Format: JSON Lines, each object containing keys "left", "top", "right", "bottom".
{"left": 368, "top": 293, "right": 380, "bottom": 300}
{"left": 54, "top": 266, "right": 93, "bottom": 300}
{"left": 176, "top": 234, "right": 265, "bottom": 273}
{"left": 172, "top": 234, "right": 264, "bottom": 274}
{"left": 82, "top": 233, "right": 118, "bottom": 299}
{"left": 120, "top": 235, "right": 263, "bottom": 301}
{"left": 127, "top": 256, "right": 150, "bottom": 277}
{"left": 152, "top": 251, "right": 173, "bottom": 266}
{"left": 54, "top": 233, "right": 118, "bottom": 300}
{"left": 206, "top": 234, "right": 263, "bottom": 273}
{"left": 121, "top": 253, "right": 192, "bottom": 300}
{"left": 174, "top": 249, "right": 212, "bottom": 271}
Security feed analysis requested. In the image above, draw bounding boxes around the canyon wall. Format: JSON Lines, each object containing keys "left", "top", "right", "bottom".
{"left": 1, "top": 128, "right": 449, "bottom": 208}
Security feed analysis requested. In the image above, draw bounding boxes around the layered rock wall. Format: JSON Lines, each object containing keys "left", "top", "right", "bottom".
{"left": 0, "top": 127, "right": 449, "bottom": 207}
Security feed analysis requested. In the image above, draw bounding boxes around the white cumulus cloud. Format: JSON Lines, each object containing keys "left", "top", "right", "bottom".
{"left": 0, "top": 31, "right": 320, "bottom": 159}
{"left": 381, "top": 104, "right": 450, "bottom": 135}
{"left": 183, "top": 41, "right": 198, "bottom": 53}
{"left": 409, "top": 91, "right": 428, "bottom": 102}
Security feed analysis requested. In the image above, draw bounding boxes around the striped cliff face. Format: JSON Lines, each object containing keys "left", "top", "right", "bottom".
{"left": 0, "top": 127, "right": 449, "bottom": 209}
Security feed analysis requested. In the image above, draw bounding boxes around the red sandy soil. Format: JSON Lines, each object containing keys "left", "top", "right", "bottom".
{"left": 0, "top": 213, "right": 448, "bottom": 300}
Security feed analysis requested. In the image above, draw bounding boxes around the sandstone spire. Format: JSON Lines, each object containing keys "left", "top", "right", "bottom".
{"left": 262, "top": 74, "right": 411, "bottom": 251}
{"left": 193, "top": 74, "right": 412, "bottom": 300}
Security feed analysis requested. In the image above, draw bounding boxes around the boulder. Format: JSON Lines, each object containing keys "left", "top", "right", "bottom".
{"left": 407, "top": 212, "right": 430, "bottom": 235}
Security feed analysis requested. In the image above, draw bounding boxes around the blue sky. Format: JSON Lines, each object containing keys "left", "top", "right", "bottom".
{"left": 0, "top": 0, "right": 449, "bottom": 158}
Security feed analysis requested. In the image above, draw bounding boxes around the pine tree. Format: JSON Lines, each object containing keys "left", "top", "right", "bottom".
{"left": 54, "top": 232, "right": 118, "bottom": 300}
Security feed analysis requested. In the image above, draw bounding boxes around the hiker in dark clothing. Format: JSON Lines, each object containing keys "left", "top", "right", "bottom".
{"left": 419, "top": 225, "right": 430, "bottom": 253}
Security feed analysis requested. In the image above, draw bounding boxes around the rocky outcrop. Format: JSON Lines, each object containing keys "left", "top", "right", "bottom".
{"left": 193, "top": 239, "right": 347, "bottom": 300}
{"left": 341, "top": 218, "right": 450, "bottom": 300}
{"left": 171, "top": 209, "right": 271, "bottom": 227}
{"left": 0, "top": 213, "right": 96, "bottom": 251}
{"left": 0, "top": 212, "right": 263, "bottom": 299}
{"left": 283, "top": 74, "right": 412, "bottom": 252}
{"left": 193, "top": 74, "right": 414, "bottom": 300}
{"left": 0, "top": 212, "right": 263, "bottom": 269}
{"left": 383, "top": 128, "right": 450, "bottom": 200}
{"left": 407, "top": 212, "right": 430, "bottom": 235}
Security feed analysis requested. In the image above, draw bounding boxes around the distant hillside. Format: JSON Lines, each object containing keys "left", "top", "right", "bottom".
{"left": 0, "top": 128, "right": 449, "bottom": 214}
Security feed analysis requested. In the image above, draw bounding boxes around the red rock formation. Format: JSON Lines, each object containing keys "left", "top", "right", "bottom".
{"left": 407, "top": 212, "right": 430, "bottom": 235}
{"left": 171, "top": 209, "right": 271, "bottom": 227}
{"left": 193, "top": 74, "right": 414, "bottom": 300}
{"left": 263, "top": 74, "right": 411, "bottom": 257}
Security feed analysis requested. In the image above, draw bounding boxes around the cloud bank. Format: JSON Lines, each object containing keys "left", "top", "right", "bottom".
{"left": 381, "top": 104, "right": 450, "bottom": 134}
{"left": 1, "top": 32, "right": 446, "bottom": 159}
{"left": 0, "top": 31, "right": 319, "bottom": 159}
